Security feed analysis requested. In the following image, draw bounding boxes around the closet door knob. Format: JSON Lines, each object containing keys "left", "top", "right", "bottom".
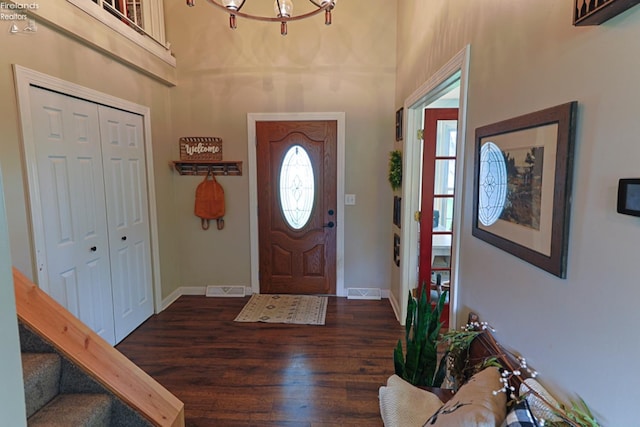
{"left": 90, "top": 246, "right": 97, "bottom": 252}
{"left": 121, "top": 236, "right": 127, "bottom": 241}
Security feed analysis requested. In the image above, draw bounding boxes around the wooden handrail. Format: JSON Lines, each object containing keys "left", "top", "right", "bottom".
{"left": 13, "top": 267, "right": 185, "bottom": 427}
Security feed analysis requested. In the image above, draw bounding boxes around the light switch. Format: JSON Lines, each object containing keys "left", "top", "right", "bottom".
{"left": 345, "top": 194, "right": 356, "bottom": 205}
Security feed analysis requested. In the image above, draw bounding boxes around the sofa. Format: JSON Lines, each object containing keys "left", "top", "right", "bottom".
{"left": 379, "top": 327, "right": 566, "bottom": 427}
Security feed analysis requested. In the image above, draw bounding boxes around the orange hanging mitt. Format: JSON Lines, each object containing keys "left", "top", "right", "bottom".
{"left": 194, "top": 170, "right": 225, "bottom": 230}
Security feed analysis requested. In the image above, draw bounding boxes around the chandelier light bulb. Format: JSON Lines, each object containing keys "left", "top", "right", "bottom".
{"left": 221, "top": 0, "right": 242, "bottom": 10}
{"left": 194, "top": 0, "right": 336, "bottom": 35}
{"left": 274, "top": 0, "right": 293, "bottom": 18}
{"left": 320, "top": 0, "right": 335, "bottom": 24}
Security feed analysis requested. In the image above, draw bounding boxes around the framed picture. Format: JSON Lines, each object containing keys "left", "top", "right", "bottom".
{"left": 393, "top": 233, "right": 400, "bottom": 267}
{"left": 395, "top": 108, "right": 403, "bottom": 141}
{"left": 573, "top": 0, "right": 640, "bottom": 26}
{"left": 472, "top": 102, "right": 578, "bottom": 278}
{"left": 393, "top": 196, "right": 401, "bottom": 228}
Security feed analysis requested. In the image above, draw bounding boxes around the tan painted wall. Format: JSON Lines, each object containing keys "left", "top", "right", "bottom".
{"left": 0, "top": 11, "right": 181, "bottom": 299}
{"left": 396, "top": 1, "right": 640, "bottom": 424}
{"left": 164, "top": 0, "right": 397, "bottom": 290}
{"left": 1, "top": 0, "right": 397, "bottom": 301}
{"left": 3, "top": 0, "right": 637, "bottom": 423}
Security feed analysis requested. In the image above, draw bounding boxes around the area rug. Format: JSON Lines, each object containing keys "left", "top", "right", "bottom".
{"left": 234, "top": 294, "right": 328, "bottom": 325}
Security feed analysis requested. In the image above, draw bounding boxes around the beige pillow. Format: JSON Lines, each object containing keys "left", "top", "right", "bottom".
{"left": 424, "top": 367, "right": 507, "bottom": 426}
{"left": 379, "top": 375, "right": 444, "bottom": 427}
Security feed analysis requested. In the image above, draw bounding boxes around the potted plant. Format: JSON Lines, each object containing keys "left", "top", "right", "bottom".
{"left": 438, "top": 328, "right": 484, "bottom": 391}
{"left": 393, "top": 286, "right": 449, "bottom": 387}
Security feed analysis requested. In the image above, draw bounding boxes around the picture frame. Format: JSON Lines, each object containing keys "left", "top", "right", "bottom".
{"left": 395, "top": 108, "right": 403, "bottom": 141}
{"left": 393, "top": 196, "right": 402, "bottom": 228}
{"left": 393, "top": 233, "right": 400, "bottom": 267}
{"left": 472, "top": 101, "right": 578, "bottom": 278}
{"left": 573, "top": 0, "right": 640, "bottom": 26}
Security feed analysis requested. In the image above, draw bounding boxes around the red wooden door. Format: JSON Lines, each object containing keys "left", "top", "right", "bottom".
{"left": 256, "top": 121, "right": 337, "bottom": 295}
{"left": 419, "top": 108, "right": 458, "bottom": 326}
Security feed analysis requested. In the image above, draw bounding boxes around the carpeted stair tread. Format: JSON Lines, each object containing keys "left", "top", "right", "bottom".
{"left": 19, "top": 322, "right": 152, "bottom": 426}
{"left": 22, "top": 352, "right": 61, "bottom": 418}
{"left": 28, "top": 393, "right": 112, "bottom": 427}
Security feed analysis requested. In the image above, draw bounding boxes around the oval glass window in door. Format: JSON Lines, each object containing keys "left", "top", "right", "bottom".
{"left": 279, "top": 145, "right": 315, "bottom": 229}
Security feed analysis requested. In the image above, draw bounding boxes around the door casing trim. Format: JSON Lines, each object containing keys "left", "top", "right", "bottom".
{"left": 396, "top": 45, "right": 471, "bottom": 328}
{"left": 13, "top": 64, "right": 163, "bottom": 315}
{"left": 247, "top": 112, "right": 346, "bottom": 296}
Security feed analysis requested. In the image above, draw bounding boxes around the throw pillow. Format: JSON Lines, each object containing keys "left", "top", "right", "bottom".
{"left": 519, "top": 378, "right": 562, "bottom": 423}
{"left": 379, "top": 375, "right": 444, "bottom": 427}
{"left": 501, "top": 399, "right": 540, "bottom": 427}
{"left": 423, "top": 367, "right": 507, "bottom": 426}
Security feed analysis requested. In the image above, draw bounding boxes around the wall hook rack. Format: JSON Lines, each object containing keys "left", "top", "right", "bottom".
{"left": 170, "top": 160, "right": 243, "bottom": 176}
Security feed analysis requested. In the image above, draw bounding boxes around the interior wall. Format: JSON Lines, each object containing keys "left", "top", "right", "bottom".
{"left": 0, "top": 15, "right": 181, "bottom": 299}
{"left": 0, "top": 166, "right": 27, "bottom": 427}
{"left": 396, "top": 1, "right": 640, "bottom": 425}
{"left": 164, "top": 0, "right": 397, "bottom": 291}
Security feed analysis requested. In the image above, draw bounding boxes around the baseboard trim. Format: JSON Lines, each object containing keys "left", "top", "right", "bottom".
{"left": 160, "top": 286, "right": 390, "bottom": 312}
{"left": 160, "top": 286, "right": 205, "bottom": 312}
{"left": 388, "top": 290, "right": 401, "bottom": 324}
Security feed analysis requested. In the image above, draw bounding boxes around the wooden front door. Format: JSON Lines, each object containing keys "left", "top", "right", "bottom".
{"left": 256, "top": 121, "right": 337, "bottom": 295}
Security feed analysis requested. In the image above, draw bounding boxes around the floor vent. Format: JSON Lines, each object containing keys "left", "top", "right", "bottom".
{"left": 347, "top": 288, "right": 382, "bottom": 300}
{"left": 205, "top": 286, "right": 246, "bottom": 297}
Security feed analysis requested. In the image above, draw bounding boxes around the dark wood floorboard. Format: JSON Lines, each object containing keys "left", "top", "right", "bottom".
{"left": 116, "top": 296, "right": 405, "bottom": 427}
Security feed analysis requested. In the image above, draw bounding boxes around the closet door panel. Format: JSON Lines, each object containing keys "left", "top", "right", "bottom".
{"left": 29, "top": 86, "right": 116, "bottom": 344}
{"left": 98, "top": 105, "right": 153, "bottom": 343}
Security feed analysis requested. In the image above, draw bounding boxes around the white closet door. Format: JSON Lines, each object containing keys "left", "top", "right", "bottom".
{"left": 98, "top": 105, "right": 153, "bottom": 342}
{"left": 29, "top": 86, "right": 116, "bottom": 344}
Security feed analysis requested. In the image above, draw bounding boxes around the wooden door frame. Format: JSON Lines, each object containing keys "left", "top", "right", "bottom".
{"left": 13, "top": 64, "right": 163, "bottom": 315}
{"left": 395, "top": 45, "right": 471, "bottom": 328}
{"left": 247, "top": 112, "right": 346, "bottom": 297}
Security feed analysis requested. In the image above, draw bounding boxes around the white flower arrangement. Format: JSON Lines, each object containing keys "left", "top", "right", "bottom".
{"left": 442, "top": 321, "right": 600, "bottom": 427}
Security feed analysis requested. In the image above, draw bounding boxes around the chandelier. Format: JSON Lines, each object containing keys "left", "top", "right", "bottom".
{"left": 186, "top": 0, "right": 337, "bottom": 35}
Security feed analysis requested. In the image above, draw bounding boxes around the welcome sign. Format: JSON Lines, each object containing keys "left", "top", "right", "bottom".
{"left": 179, "top": 137, "right": 223, "bottom": 161}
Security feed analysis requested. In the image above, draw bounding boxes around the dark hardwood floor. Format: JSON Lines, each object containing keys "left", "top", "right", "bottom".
{"left": 116, "top": 295, "right": 405, "bottom": 427}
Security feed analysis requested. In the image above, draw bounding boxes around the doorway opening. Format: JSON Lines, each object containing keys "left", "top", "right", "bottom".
{"left": 418, "top": 105, "right": 459, "bottom": 328}
{"left": 396, "top": 46, "right": 471, "bottom": 329}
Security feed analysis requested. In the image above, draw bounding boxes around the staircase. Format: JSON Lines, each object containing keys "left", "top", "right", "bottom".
{"left": 20, "top": 322, "right": 151, "bottom": 426}
{"left": 14, "top": 267, "right": 185, "bottom": 427}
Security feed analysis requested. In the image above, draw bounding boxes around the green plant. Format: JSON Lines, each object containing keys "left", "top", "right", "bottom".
{"left": 388, "top": 150, "right": 402, "bottom": 191}
{"left": 393, "top": 286, "right": 448, "bottom": 387}
{"left": 438, "top": 328, "right": 484, "bottom": 390}
{"left": 548, "top": 398, "right": 600, "bottom": 427}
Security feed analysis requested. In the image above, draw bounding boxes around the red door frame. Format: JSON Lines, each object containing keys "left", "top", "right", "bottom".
{"left": 418, "top": 108, "right": 458, "bottom": 326}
